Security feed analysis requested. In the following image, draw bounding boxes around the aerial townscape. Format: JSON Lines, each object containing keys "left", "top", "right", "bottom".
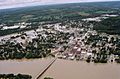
{"left": 0, "top": 1, "right": 120, "bottom": 79}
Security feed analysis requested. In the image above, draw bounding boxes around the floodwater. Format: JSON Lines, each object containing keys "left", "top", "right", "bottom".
{"left": 0, "top": 58, "right": 53, "bottom": 79}
{"left": 0, "top": 58, "right": 120, "bottom": 79}
{"left": 41, "top": 59, "right": 120, "bottom": 79}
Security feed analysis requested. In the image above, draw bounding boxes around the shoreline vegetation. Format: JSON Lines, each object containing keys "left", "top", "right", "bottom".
{"left": 0, "top": 57, "right": 120, "bottom": 64}
{"left": 0, "top": 74, "right": 32, "bottom": 79}
{"left": 44, "top": 77, "right": 53, "bottom": 79}
{"left": 0, "top": 74, "right": 54, "bottom": 79}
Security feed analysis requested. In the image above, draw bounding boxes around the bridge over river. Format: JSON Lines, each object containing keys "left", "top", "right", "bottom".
{"left": 35, "top": 58, "right": 57, "bottom": 79}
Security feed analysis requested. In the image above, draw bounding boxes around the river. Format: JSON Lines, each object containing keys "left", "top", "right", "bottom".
{"left": 0, "top": 58, "right": 53, "bottom": 79}
{"left": 41, "top": 59, "right": 120, "bottom": 79}
{"left": 0, "top": 58, "right": 120, "bottom": 79}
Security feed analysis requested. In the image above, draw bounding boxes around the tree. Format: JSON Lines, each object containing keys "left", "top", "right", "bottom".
{"left": 44, "top": 77, "right": 53, "bottom": 79}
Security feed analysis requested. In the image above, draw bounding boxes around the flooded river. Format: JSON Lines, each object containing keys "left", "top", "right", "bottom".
{"left": 0, "top": 58, "right": 120, "bottom": 79}
{"left": 0, "top": 58, "right": 53, "bottom": 79}
{"left": 41, "top": 59, "right": 120, "bottom": 79}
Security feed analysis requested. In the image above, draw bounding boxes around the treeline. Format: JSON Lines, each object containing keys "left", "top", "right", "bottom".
{"left": 0, "top": 26, "right": 38, "bottom": 36}
{"left": 44, "top": 77, "right": 53, "bottom": 79}
{"left": 1, "top": 1, "right": 119, "bottom": 24}
{"left": 0, "top": 40, "right": 52, "bottom": 60}
{"left": 93, "top": 16, "right": 120, "bottom": 34}
{"left": 0, "top": 74, "right": 32, "bottom": 79}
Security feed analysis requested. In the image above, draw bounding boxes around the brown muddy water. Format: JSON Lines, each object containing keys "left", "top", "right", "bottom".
{"left": 0, "top": 58, "right": 120, "bottom": 79}
{"left": 41, "top": 59, "right": 120, "bottom": 79}
{"left": 0, "top": 58, "right": 53, "bottom": 79}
